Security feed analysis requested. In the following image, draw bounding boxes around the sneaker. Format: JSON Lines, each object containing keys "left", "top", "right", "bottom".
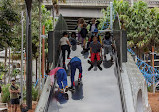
{"left": 69, "top": 86, "right": 75, "bottom": 91}
{"left": 67, "top": 57, "right": 71, "bottom": 59}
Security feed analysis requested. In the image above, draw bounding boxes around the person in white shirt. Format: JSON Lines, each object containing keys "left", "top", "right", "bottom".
{"left": 60, "top": 32, "right": 72, "bottom": 65}
{"left": 89, "top": 19, "right": 100, "bottom": 35}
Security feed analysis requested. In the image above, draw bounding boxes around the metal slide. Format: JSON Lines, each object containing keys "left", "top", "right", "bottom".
{"left": 47, "top": 45, "right": 123, "bottom": 112}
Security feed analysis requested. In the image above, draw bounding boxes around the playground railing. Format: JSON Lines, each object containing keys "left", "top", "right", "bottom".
{"left": 128, "top": 48, "right": 159, "bottom": 86}
{"left": 35, "top": 52, "right": 62, "bottom": 112}
{"left": 114, "top": 43, "right": 127, "bottom": 112}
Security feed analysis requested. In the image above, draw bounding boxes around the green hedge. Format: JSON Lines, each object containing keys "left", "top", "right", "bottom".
{"left": 1, "top": 84, "right": 10, "bottom": 103}
{"left": 32, "top": 87, "right": 38, "bottom": 101}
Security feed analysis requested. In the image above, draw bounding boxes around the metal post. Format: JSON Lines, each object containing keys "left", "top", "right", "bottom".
{"left": 131, "top": 0, "right": 134, "bottom": 6}
{"left": 52, "top": 3, "right": 55, "bottom": 30}
{"left": 20, "top": 11, "right": 24, "bottom": 104}
{"left": 8, "top": 48, "right": 11, "bottom": 83}
{"left": 38, "top": 0, "right": 42, "bottom": 96}
{"left": 120, "top": 31, "right": 123, "bottom": 71}
{"left": 52, "top": 2, "right": 55, "bottom": 68}
{"left": 110, "top": 2, "right": 113, "bottom": 30}
{"left": 152, "top": 46, "right": 155, "bottom": 94}
{"left": 42, "top": 25, "right": 45, "bottom": 88}
{"left": 26, "top": 8, "right": 32, "bottom": 109}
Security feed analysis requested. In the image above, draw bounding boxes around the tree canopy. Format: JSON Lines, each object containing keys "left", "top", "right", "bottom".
{"left": 100, "top": 0, "right": 159, "bottom": 53}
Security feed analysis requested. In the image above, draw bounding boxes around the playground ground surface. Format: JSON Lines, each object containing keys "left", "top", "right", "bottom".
{"left": 148, "top": 92, "right": 159, "bottom": 112}
{"left": 8, "top": 101, "right": 37, "bottom": 112}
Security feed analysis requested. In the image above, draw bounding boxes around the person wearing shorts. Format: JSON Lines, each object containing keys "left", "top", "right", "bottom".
{"left": 9, "top": 79, "right": 20, "bottom": 112}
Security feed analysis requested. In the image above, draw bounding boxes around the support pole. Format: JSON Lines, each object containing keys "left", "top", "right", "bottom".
{"left": 8, "top": 48, "right": 11, "bottom": 83}
{"left": 20, "top": 10, "right": 24, "bottom": 104}
{"left": 52, "top": 2, "right": 55, "bottom": 68}
{"left": 131, "top": 0, "right": 134, "bottom": 6}
{"left": 110, "top": 2, "right": 113, "bottom": 30}
{"left": 26, "top": 8, "right": 32, "bottom": 110}
{"left": 42, "top": 25, "right": 45, "bottom": 88}
{"left": 152, "top": 46, "right": 155, "bottom": 94}
{"left": 38, "top": 0, "right": 42, "bottom": 96}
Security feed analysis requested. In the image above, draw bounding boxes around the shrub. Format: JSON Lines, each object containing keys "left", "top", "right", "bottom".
{"left": 147, "top": 86, "right": 152, "bottom": 92}
{"left": 1, "top": 84, "right": 10, "bottom": 103}
{"left": 32, "top": 87, "right": 38, "bottom": 101}
{"left": 1, "top": 84, "right": 38, "bottom": 102}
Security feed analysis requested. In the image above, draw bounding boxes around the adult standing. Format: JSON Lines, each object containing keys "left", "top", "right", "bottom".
{"left": 60, "top": 32, "right": 72, "bottom": 66}
{"left": 9, "top": 79, "right": 20, "bottom": 112}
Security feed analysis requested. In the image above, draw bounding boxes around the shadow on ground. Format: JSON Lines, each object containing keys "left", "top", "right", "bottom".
{"left": 103, "top": 60, "right": 114, "bottom": 68}
{"left": 82, "top": 52, "right": 89, "bottom": 59}
{"left": 71, "top": 81, "right": 84, "bottom": 100}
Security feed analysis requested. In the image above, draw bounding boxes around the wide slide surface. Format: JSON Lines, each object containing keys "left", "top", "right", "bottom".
{"left": 48, "top": 45, "right": 122, "bottom": 112}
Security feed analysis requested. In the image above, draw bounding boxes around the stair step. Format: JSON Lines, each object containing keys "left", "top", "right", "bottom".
{"left": 64, "top": 17, "right": 95, "bottom": 30}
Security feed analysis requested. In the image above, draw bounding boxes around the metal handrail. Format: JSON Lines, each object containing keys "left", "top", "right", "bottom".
{"left": 43, "top": 51, "right": 63, "bottom": 112}
{"left": 35, "top": 52, "right": 62, "bottom": 112}
{"left": 114, "top": 51, "right": 127, "bottom": 112}
{"left": 113, "top": 11, "right": 127, "bottom": 112}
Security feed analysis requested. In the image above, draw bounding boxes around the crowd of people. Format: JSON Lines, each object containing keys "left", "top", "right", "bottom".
{"left": 46, "top": 18, "right": 114, "bottom": 102}
{"left": 7, "top": 18, "right": 114, "bottom": 111}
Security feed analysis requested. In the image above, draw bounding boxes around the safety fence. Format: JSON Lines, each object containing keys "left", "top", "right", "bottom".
{"left": 128, "top": 48, "right": 159, "bottom": 86}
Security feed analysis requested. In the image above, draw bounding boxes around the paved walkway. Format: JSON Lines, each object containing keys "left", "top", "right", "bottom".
{"left": 48, "top": 46, "right": 122, "bottom": 112}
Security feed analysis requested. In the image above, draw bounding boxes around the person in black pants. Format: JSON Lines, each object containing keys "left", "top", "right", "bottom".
{"left": 80, "top": 23, "right": 88, "bottom": 50}
{"left": 60, "top": 32, "right": 72, "bottom": 66}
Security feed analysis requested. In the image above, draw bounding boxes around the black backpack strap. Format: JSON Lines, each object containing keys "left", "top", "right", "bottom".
{"left": 11, "top": 85, "right": 18, "bottom": 90}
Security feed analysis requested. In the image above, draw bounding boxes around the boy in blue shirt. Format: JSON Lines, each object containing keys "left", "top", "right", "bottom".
{"left": 67, "top": 57, "right": 83, "bottom": 91}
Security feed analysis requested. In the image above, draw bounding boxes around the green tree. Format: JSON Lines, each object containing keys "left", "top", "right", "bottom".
{"left": 31, "top": 1, "right": 53, "bottom": 81}
{"left": 100, "top": 0, "right": 153, "bottom": 57}
{"left": 0, "top": 0, "right": 20, "bottom": 84}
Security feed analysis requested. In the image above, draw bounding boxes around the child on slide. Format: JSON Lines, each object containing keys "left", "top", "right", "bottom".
{"left": 46, "top": 67, "right": 69, "bottom": 93}
{"left": 88, "top": 36, "right": 102, "bottom": 71}
{"left": 67, "top": 57, "right": 83, "bottom": 91}
{"left": 102, "top": 32, "right": 114, "bottom": 62}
